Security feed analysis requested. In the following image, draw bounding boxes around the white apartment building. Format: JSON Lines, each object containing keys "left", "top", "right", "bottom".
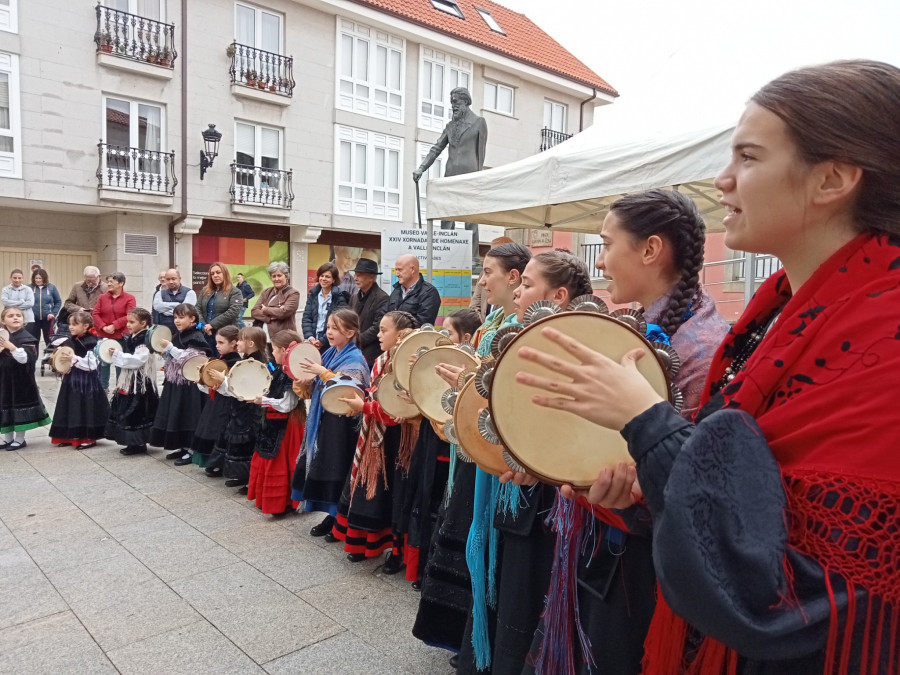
{"left": 0, "top": 0, "right": 615, "bottom": 310}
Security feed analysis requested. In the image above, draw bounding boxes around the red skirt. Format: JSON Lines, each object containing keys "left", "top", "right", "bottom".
{"left": 332, "top": 513, "right": 394, "bottom": 557}
{"left": 247, "top": 417, "right": 303, "bottom": 514}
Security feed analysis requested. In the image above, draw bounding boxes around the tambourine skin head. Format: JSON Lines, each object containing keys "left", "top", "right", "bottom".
{"left": 147, "top": 324, "right": 173, "bottom": 353}
{"left": 321, "top": 376, "right": 366, "bottom": 415}
{"left": 392, "top": 329, "right": 449, "bottom": 391}
{"left": 488, "top": 312, "right": 669, "bottom": 488}
{"left": 181, "top": 355, "right": 209, "bottom": 383}
{"left": 408, "top": 345, "right": 479, "bottom": 424}
{"left": 225, "top": 359, "right": 270, "bottom": 401}
{"left": 374, "top": 372, "right": 420, "bottom": 419}
{"left": 284, "top": 341, "right": 322, "bottom": 380}
{"left": 452, "top": 377, "right": 510, "bottom": 477}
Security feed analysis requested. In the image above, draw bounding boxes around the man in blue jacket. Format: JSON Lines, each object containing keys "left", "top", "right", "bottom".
{"left": 386, "top": 255, "right": 441, "bottom": 327}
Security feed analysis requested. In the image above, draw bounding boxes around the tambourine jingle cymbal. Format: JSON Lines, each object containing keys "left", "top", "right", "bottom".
{"left": 488, "top": 313, "right": 671, "bottom": 488}
{"left": 453, "top": 377, "right": 509, "bottom": 476}
{"left": 374, "top": 371, "right": 420, "bottom": 419}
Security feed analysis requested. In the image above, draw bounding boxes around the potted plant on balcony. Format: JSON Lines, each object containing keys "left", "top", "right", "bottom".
{"left": 245, "top": 70, "right": 257, "bottom": 87}
{"left": 146, "top": 48, "right": 159, "bottom": 64}
{"left": 99, "top": 30, "right": 113, "bottom": 53}
{"left": 159, "top": 48, "right": 173, "bottom": 67}
{"left": 257, "top": 77, "right": 267, "bottom": 90}
{"left": 225, "top": 43, "right": 236, "bottom": 59}
{"left": 268, "top": 82, "right": 277, "bottom": 92}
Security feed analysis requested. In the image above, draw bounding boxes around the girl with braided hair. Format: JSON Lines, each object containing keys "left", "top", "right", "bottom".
{"left": 516, "top": 191, "right": 728, "bottom": 675}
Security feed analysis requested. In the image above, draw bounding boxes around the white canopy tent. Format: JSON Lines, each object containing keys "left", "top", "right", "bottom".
{"left": 423, "top": 121, "right": 735, "bottom": 241}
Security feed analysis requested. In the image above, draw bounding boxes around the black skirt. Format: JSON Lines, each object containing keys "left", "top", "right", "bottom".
{"left": 190, "top": 388, "right": 232, "bottom": 462}
{"left": 0, "top": 353, "right": 50, "bottom": 433}
{"left": 150, "top": 380, "right": 206, "bottom": 450}
{"left": 49, "top": 367, "right": 109, "bottom": 441}
{"left": 402, "top": 420, "right": 451, "bottom": 565}
{"left": 291, "top": 411, "right": 359, "bottom": 511}
{"left": 338, "top": 425, "right": 402, "bottom": 532}
{"left": 219, "top": 399, "right": 260, "bottom": 484}
{"left": 106, "top": 380, "right": 158, "bottom": 447}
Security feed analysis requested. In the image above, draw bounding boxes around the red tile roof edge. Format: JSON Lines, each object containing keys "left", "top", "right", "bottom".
{"left": 346, "top": 0, "right": 618, "bottom": 96}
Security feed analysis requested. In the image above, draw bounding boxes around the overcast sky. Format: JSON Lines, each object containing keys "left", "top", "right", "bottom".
{"left": 504, "top": 0, "right": 900, "bottom": 135}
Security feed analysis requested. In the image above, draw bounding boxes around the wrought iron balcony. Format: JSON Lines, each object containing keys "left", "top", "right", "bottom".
{"left": 94, "top": 4, "right": 177, "bottom": 67}
{"left": 228, "top": 42, "right": 295, "bottom": 96}
{"left": 230, "top": 164, "right": 294, "bottom": 208}
{"left": 580, "top": 243, "right": 604, "bottom": 279}
{"left": 540, "top": 127, "right": 572, "bottom": 151}
{"left": 97, "top": 142, "right": 177, "bottom": 195}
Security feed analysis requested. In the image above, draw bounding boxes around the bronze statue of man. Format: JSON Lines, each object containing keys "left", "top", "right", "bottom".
{"left": 413, "top": 87, "right": 487, "bottom": 269}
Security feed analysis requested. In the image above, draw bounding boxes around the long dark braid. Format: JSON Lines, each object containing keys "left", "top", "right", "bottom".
{"left": 609, "top": 189, "right": 705, "bottom": 337}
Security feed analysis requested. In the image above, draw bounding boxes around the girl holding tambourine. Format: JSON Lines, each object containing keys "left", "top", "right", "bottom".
{"left": 518, "top": 194, "right": 727, "bottom": 675}
{"left": 48, "top": 311, "right": 109, "bottom": 450}
{"left": 0, "top": 306, "right": 51, "bottom": 450}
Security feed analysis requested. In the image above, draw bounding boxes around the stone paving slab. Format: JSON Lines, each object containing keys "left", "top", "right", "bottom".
{"left": 0, "top": 546, "right": 68, "bottom": 630}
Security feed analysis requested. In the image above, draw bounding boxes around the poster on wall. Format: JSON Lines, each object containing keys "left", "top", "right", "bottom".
{"left": 192, "top": 235, "right": 289, "bottom": 317}
{"left": 380, "top": 229, "right": 473, "bottom": 321}
{"left": 307, "top": 244, "right": 382, "bottom": 297}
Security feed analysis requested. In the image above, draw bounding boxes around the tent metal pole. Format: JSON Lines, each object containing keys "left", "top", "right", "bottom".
{"left": 426, "top": 218, "right": 434, "bottom": 283}
{"left": 743, "top": 252, "right": 756, "bottom": 307}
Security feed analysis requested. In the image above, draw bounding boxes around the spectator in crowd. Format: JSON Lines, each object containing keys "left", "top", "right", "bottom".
{"left": 251, "top": 261, "right": 302, "bottom": 338}
{"left": 195, "top": 262, "right": 243, "bottom": 354}
{"left": 151, "top": 269, "right": 167, "bottom": 324}
{"left": 64, "top": 266, "right": 108, "bottom": 316}
{"left": 2, "top": 268, "right": 35, "bottom": 330}
{"left": 332, "top": 245, "right": 363, "bottom": 299}
{"left": 302, "top": 262, "right": 349, "bottom": 354}
{"left": 92, "top": 271, "right": 136, "bottom": 389}
{"left": 349, "top": 258, "right": 389, "bottom": 367}
{"left": 28, "top": 268, "right": 61, "bottom": 345}
{"left": 386, "top": 255, "right": 441, "bottom": 327}
{"left": 152, "top": 268, "right": 197, "bottom": 332}
{"left": 235, "top": 272, "right": 255, "bottom": 327}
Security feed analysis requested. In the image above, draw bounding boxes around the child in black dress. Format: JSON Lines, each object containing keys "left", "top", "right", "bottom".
{"left": 49, "top": 312, "right": 109, "bottom": 449}
{"left": 106, "top": 308, "right": 159, "bottom": 456}
{"left": 189, "top": 325, "right": 240, "bottom": 468}
{"left": 204, "top": 326, "right": 267, "bottom": 487}
{"left": 150, "top": 303, "right": 211, "bottom": 463}
{"left": 0, "top": 306, "right": 51, "bottom": 450}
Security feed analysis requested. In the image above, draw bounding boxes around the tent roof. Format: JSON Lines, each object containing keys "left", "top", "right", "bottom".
{"left": 425, "top": 122, "right": 735, "bottom": 233}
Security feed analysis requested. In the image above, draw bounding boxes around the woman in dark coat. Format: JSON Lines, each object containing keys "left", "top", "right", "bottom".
{"left": 195, "top": 262, "right": 244, "bottom": 355}
{"left": 301, "top": 262, "right": 348, "bottom": 354}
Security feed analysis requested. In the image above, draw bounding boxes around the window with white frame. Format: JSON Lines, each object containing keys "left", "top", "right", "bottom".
{"left": 0, "top": 0, "right": 18, "bottom": 33}
{"left": 0, "top": 52, "right": 19, "bottom": 177}
{"left": 336, "top": 125, "right": 402, "bottom": 221}
{"left": 105, "top": 0, "right": 162, "bottom": 21}
{"left": 235, "top": 121, "right": 283, "bottom": 191}
{"left": 235, "top": 2, "right": 281, "bottom": 53}
{"left": 419, "top": 47, "right": 472, "bottom": 132}
{"left": 431, "top": 0, "right": 463, "bottom": 19}
{"left": 336, "top": 18, "right": 404, "bottom": 122}
{"left": 483, "top": 81, "right": 514, "bottom": 116}
{"left": 103, "top": 96, "right": 164, "bottom": 183}
{"left": 475, "top": 7, "right": 504, "bottom": 34}
{"left": 543, "top": 99, "right": 567, "bottom": 133}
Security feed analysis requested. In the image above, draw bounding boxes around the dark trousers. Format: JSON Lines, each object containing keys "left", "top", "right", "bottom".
{"left": 27, "top": 319, "right": 54, "bottom": 345}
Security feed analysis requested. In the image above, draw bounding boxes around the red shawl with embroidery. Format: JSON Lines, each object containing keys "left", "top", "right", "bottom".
{"left": 646, "top": 233, "right": 900, "bottom": 674}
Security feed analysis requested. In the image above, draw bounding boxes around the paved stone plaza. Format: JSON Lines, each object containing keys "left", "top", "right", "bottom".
{"left": 0, "top": 372, "right": 454, "bottom": 674}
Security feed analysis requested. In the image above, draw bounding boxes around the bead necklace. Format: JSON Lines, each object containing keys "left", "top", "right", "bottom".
{"left": 715, "top": 308, "right": 782, "bottom": 392}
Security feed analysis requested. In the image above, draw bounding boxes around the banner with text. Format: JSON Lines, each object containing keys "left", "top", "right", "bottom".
{"left": 380, "top": 229, "right": 473, "bottom": 321}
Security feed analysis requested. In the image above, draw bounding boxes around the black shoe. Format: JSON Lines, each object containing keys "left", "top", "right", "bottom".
{"left": 382, "top": 552, "right": 405, "bottom": 576}
{"left": 165, "top": 449, "right": 184, "bottom": 460}
{"left": 0, "top": 441, "right": 10, "bottom": 450}
{"left": 56, "top": 442, "right": 70, "bottom": 447}
{"left": 322, "top": 532, "right": 338, "bottom": 543}
{"left": 76, "top": 442, "right": 97, "bottom": 450}
{"left": 411, "top": 580, "right": 422, "bottom": 591}
{"left": 173, "top": 454, "right": 193, "bottom": 466}
{"left": 237, "top": 486, "right": 248, "bottom": 495}
{"left": 347, "top": 552, "right": 366, "bottom": 563}
{"left": 310, "top": 515, "right": 335, "bottom": 537}
{"left": 120, "top": 445, "right": 146, "bottom": 456}
{"left": 8, "top": 441, "right": 26, "bottom": 451}
{"left": 204, "top": 467, "right": 222, "bottom": 477}
{"left": 224, "top": 479, "right": 245, "bottom": 488}
{"left": 449, "top": 654, "right": 459, "bottom": 668}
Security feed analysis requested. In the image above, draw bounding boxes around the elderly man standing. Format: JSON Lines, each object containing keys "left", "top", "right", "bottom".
{"left": 64, "top": 266, "right": 108, "bottom": 316}
{"left": 152, "top": 269, "right": 197, "bottom": 331}
{"left": 386, "top": 255, "right": 441, "bottom": 328}
{"left": 350, "top": 258, "right": 389, "bottom": 367}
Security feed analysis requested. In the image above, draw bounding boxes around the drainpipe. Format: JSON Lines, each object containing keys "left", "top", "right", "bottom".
{"left": 579, "top": 87, "right": 597, "bottom": 132}
{"left": 168, "top": 0, "right": 189, "bottom": 266}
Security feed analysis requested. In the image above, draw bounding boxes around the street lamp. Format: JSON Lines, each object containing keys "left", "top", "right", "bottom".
{"left": 200, "top": 123, "right": 222, "bottom": 180}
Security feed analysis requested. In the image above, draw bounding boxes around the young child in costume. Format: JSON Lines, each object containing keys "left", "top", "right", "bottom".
{"left": 49, "top": 311, "right": 110, "bottom": 449}
{"left": 246, "top": 329, "right": 305, "bottom": 511}
{"left": 106, "top": 308, "right": 159, "bottom": 456}
{"left": 290, "top": 308, "right": 370, "bottom": 536}
{"left": 150, "top": 303, "right": 211, "bottom": 463}
{"left": 189, "top": 325, "right": 240, "bottom": 468}
{"left": 331, "top": 310, "right": 419, "bottom": 567}
{"left": 0, "top": 306, "right": 51, "bottom": 450}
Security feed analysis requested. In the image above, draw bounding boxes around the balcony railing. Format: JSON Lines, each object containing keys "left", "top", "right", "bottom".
{"left": 581, "top": 243, "right": 604, "bottom": 279}
{"left": 97, "top": 142, "right": 177, "bottom": 195}
{"left": 228, "top": 42, "right": 295, "bottom": 96}
{"left": 732, "top": 252, "right": 783, "bottom": 281}
{"left": 230, "top": 164, "right": 294, "bottom": 208}
{"left": 540, "top": 127, "right": 572, "bottom": 151}
{"left": 94, "top": 4, "right": 177, "bottom": 68}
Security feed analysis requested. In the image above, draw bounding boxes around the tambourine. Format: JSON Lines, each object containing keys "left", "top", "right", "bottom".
{"left": 452, "top": 374, "right": 509, "bottom": 476}
{"left": 283, "top": 341, "right": 322, "bottom": 380}
{"left": 199, "top": 358, "right": 229, "bottom": 388}
{"left": 486, "top": 311, "right": 673, "bottom": 488}
{"left": 0, "top": 328, "right": 8, "bottom": 351}
{"left": 391, "top": 325, "right": 453, "bottom": 392}
{"left": 181, "top": 354, "right": 210, "bottom": 383}
{"left": 321, "top": 374, "right": 365, "bottom": 415}
{"left": 227, "top": 358, "right": 272, "bottom": 401}
{"left": 146, "top": 324, "right": 172, "bottom": 353}
{"left": 373, "top": 371, "right": 420, "bottom": 419}
{"left": 408, "top": 344, "right": 480, "bottom": 424}
{"left": 94, "top": 338, "right": 122, "bottom": 364}
{"left": 51, "top": 345, "right": 75, "bottom": 374}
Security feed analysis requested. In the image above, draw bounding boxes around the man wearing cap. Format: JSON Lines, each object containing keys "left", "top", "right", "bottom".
{"left": 350, "top": 258, "right": 390, "bottom": 367}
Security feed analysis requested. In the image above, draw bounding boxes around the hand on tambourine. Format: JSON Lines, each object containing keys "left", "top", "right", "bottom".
{"left": 1, "top": 339, "right": 15, "bottom": 351}
{"left": 339, "top": 396, "right": 364, "bottom": 413}
{"left": 203, "top": 325, "right": 214, "bottom": 335}
{"left": 396, "top": 390, "right": 413, "bottom": 404}
{"left": 435, "top": 363, "right": 464, "bottom": 388}
{"left": 254, "top": 396, "right": 263, "bottom": 405}
{"left": 498, "top": 470, "right": 538, "bottom": 487}
{"left": 206, "top": 369, "right": 225, "bottom": 384}
{"left": 390, "top": 415, "right": 406, "bottom": 424}
{"left": 158, "top": 339, "right": 171, "bottom": 350}
{"left": 515, "top": 326, "right": 663, "bottom": 431}
{"left": 301, "top": 358, "right": 326, "bottom": 376}
{"left": 560, "top": 462, "right": 643, "bottom": 508}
